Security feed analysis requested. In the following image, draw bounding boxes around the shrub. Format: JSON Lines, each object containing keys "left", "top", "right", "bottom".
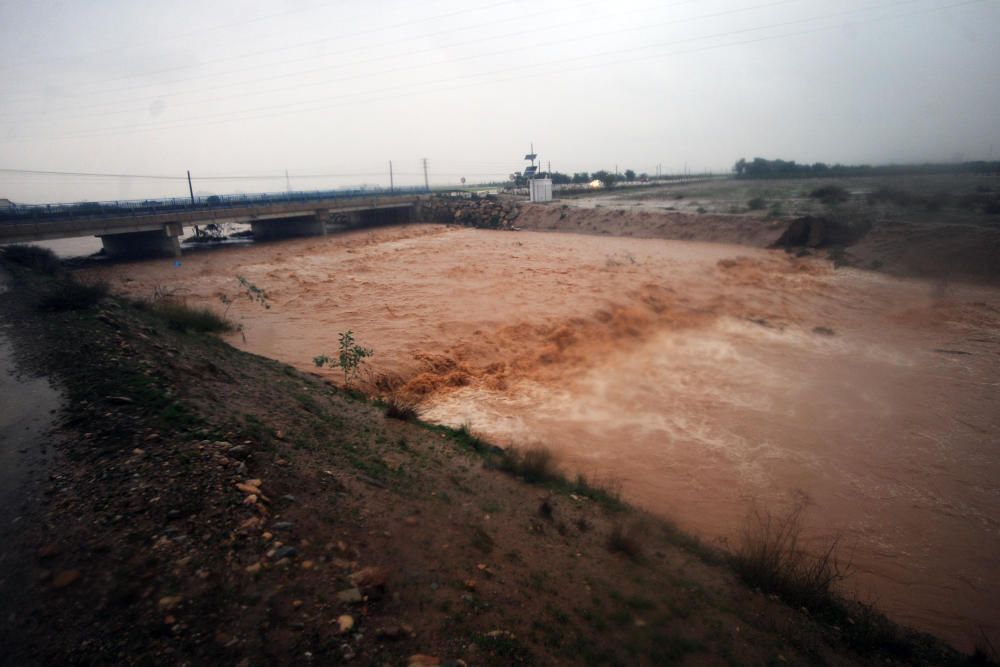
{"left": 499, "top": 446, "right": 558, "bottom": 484}
{"left": 866, "top": 186, "right": 916, "bottom": 207}
{"left": 152, "top": 301, "right": 234, "bottom": 333}
{"left": 384, "top": 393, "right": 418, "bottom": 421}
{"left": 2, "top": 244, "right": 61, "bottom": 274}
{"left": 809, "top": 185, "right": 850, "bottom": 205}
{"left": 730, "top": 504, "right": 846, "bottom": 611}
{"left": 747, "top": 197, "right": 767, "bottom": 210}
{"left": 38, "top": 278, "right": 108, "bottom": 311}
{"left": 314, "top": 330, "right": 373, "bottom": 387}
{"left": 607, "top": 522, "right": 643, "bottom": 560}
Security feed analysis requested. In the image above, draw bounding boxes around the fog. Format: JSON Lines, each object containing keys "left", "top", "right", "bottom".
{"left": 1, "top": 0, "right": 998, "bottom": 203}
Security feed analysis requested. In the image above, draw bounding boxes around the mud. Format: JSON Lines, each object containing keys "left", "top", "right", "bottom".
{"left": 82, "top": 224, "right": 1000, "bottom": 652}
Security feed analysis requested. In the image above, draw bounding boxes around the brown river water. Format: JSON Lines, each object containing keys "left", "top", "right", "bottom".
{"left": 82, "top": 224, "right": 1000, "bottom": 652}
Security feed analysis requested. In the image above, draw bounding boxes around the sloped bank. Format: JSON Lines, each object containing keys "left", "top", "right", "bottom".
{"left": 0, "top": 253, "right": 989, "bottom": 666}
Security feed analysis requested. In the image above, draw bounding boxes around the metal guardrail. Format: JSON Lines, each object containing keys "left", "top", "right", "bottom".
{"left": 0, "top": 186, "right": 431, "bottom": 223}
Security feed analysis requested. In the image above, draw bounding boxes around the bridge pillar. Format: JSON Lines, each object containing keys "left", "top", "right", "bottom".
{"left": 250, "top": 211, "right": 328, "bottom": 240}
{"left": 99, "top": 223, "right": 182, "bottom": 259}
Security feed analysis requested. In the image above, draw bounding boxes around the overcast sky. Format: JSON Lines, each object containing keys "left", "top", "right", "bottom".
{"left": 0, "top": 0, "right": 997, "bottom": 203}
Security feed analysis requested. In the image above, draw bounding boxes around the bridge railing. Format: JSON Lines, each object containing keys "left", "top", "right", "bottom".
{"left": 0, "top": 186, "right": 430, "bottom": 223}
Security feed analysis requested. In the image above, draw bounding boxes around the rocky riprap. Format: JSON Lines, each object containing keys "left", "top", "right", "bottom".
{"left": 416, "top": 195, "right": 521, "bottom": 229}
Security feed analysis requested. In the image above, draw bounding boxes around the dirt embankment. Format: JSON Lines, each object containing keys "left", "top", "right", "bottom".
{"left": 514, "top": 203, "right": 788, "bottom": 247}
{"left": 510, "top": 200, "right": 1000, "bottom": 285}
{"left": 0, "top": 260, "right": 980, "bottom": 666}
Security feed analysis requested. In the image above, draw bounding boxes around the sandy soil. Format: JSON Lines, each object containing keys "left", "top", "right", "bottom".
{"left": 82, "top": 224, "right": 1000, "bottom": 652}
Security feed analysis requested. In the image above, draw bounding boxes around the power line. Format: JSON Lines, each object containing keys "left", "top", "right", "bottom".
{"left": 0, "top": 167, "right": 186, "bottom": 180}
{"left": 0, "top": 166, "right": 513, "bottom": 181}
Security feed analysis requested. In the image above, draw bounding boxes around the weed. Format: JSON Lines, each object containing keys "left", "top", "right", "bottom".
{"left": 1, "top": 244, "right": 61, "bottom": 274}
{"left": 314, "top": 330, "right": 373, "bottom": 387}
{"left": 500, "top": 446, "right": 558, "bottom": 483}
{"left": 747, "top": 197, "right": 767, "bottom": 210}
{"left": 538, "top": 495, "right": 554, "bottom": 519}
{"left": 469, "top": 525, "right": 495, "bottom": 554}
{"left": 730, "top": 504, "right": 846, "bottom": 612}
{"left": 607, "top": 522, "right": 643, "bottom": 560}
{"left": 220, "top": 275, "right": 270, "bottom": 315}
{"left": 384, "top": 393, "right": 418, "bottom": 421}
{"left": 152, "top": 301, "right": 234, "bottom": 333}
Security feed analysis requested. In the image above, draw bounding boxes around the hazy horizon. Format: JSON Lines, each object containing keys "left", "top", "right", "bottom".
{"left": 1, "top": 0, "right": 998, "bottom": 203}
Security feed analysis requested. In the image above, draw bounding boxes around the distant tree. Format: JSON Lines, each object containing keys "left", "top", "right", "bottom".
{"left": 733, "top": 158, "right": 748, "bottom": 176}
{"left": 550, "top": 172, "right": 572, "bottom": 185}
{"left": 624, "top": 169, "right": 636, "bottom": 182}
{"left": 593, "top": 170, "right": 618, "bottom": 188}
{"left": 571, "top": 172, "right": 591, "bottom": 184}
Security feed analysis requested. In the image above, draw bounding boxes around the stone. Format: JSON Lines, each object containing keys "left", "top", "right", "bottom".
{"left": 36, "top": 543, "right": 60, "bottom": 560}
{"left": 158, "top": 595, "right": 183, "bottom": 610}
{"left": 51, "top": 569, "right": 80, "bottom": 589}
{"left": 337, "top": 614, "right": 354, "bottom": 634}
{"left": 376, "top": 625, "right": 403, "bottom": 640}
{"left": 227, "top": 445, "right": 251, "bottom": 460}
{"left": 336, "top": 587, "right": 363, "bottom": 604}
{"left": 245, "top": 562, "right": 262, "bottom": 574}
{"left": 408, "top": 655, "right": 441, "bottom": 667}
{"left": 275, "top": 546, "right": 299, "bottom": 559}
{"left": 272, "top": 521, "right": 294, "bottom": 531}
{"left": 350, "top": 565, "right": 389, "bottom": 588}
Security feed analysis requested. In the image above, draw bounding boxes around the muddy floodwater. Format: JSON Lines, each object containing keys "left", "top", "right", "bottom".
{"left": 85, "top": 224, "right": 1000, "bottom": 651}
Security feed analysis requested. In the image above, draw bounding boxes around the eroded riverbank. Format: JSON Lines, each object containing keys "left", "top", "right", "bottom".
{"left": 82, "top": 223, "right": 1000, "bottom": 652}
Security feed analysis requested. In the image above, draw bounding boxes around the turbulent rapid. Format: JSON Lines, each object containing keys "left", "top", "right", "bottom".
{"left": 85, "top": 224, "right": 1000, "bottom": 652}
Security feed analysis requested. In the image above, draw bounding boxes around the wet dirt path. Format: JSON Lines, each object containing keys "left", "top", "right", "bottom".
{"left": 83, "top": 224, "right": 1000, "bottom": 652}
{"left": 0, "top": 269, "right": 63, "bottom": 650}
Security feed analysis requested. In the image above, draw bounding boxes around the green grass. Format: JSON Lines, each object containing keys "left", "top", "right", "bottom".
{"left": 151, "top": 301, "right": 234, "bottom": 333}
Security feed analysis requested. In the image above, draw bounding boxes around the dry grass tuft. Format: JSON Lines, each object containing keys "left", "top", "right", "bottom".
{"left": 731, "top": 504, "right": 846, "bottom": 611}
{"left": 607, "top": 521, "right": 643, "bottom": 560}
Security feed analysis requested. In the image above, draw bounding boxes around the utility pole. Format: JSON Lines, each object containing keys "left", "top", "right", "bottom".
{"left": 547, "top": 160, "right": 551, "bottom": 175}
{"left": 389, "top": 160, "right": 394, "bottom": 193}
{"left": 422, "top": 158, "right": 429, "bottom": 192}
{"left": 285, "top": 169, "right": 291, "bottom": 193}
{"left": 187, "top": 170, "right": 195, "bottom": 205}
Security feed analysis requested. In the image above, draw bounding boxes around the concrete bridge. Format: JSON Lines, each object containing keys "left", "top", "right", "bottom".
{"left": 0, "top": 190, "right": 425, "bottom": 258}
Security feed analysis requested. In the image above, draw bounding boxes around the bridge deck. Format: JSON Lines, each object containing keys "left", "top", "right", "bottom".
{"left": 0, "top": 194, "right": 424, "bottom": 244}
